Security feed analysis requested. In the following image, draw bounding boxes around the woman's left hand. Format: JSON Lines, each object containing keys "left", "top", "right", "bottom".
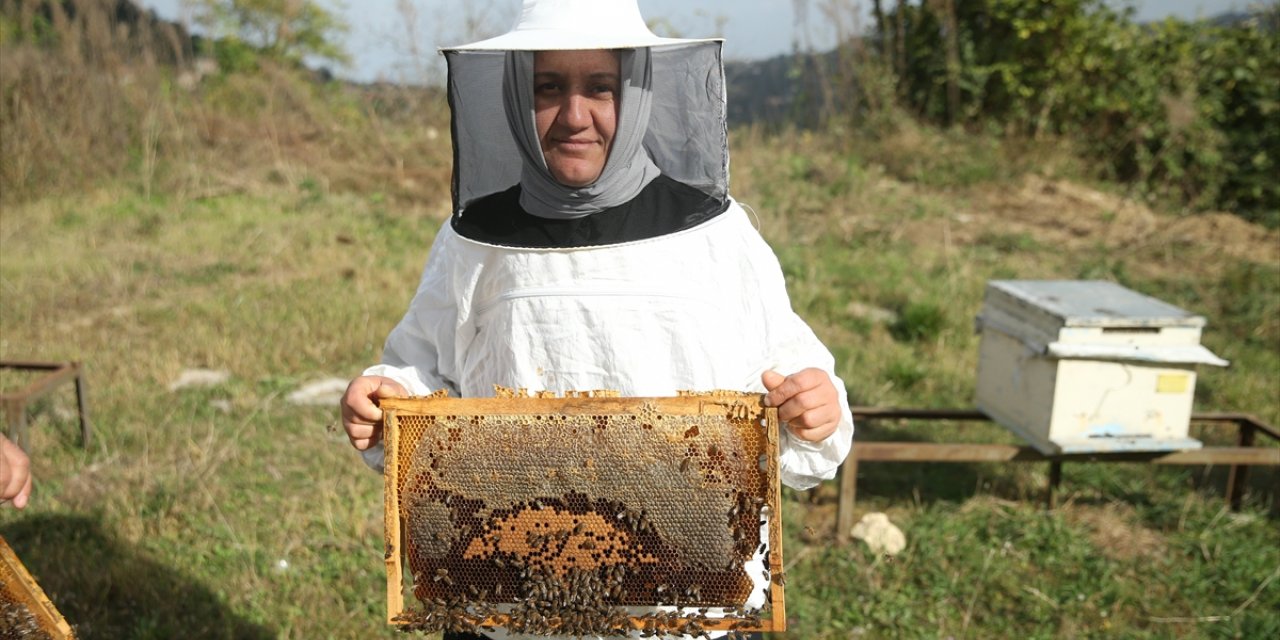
{"left": 762, "top": 368, "right": 841, "bottom": 443}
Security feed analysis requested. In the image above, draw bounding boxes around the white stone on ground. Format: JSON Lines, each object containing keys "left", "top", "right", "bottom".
{"left": 846, "top": 301, "right": 899, "bottom": 325}
{"left": 168, "top": 368, "right": 230, "bottom": 391}
{"left": 286, "top": 377, "right": 350, "bottom": 406}
{"left": 850, "top": 512, "right": 907, "bottom": 556}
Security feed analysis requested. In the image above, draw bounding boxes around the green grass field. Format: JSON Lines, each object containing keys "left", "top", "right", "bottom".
{"left": 1, "top": 42, "right": 1278, "bottom": 640}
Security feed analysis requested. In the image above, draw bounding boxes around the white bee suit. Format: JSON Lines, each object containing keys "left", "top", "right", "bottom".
{"left": 360, "top": 203, "right": 852, "bottom": 639}
{"left": 355, "top": 0, "right": 854, "bottom": 637}
{"left": 360, "top": 204, "right": 854, "bottom": 490}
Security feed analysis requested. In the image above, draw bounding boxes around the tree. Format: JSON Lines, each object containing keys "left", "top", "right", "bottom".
{"left": 194, "top": 0, "right": 349, "bottom": 67}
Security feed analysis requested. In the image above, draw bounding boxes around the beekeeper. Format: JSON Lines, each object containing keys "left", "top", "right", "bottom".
{"left": 341, "top": 0, "right": 853, "bottom": 635}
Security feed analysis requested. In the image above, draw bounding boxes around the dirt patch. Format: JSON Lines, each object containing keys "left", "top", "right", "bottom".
{"left": 893, "top": 175, "right": 1278, "bottom": 279}
{"left": 800, "top": 501, "right": 839, "bottom": 542}
{"left": 1066, "top": 502, "right": 1167, "bottom": 562}
{"left": 1145, "top": 211, "right": 1280, "bottom": 264}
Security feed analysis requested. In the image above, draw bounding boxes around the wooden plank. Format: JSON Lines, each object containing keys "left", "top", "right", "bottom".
{"left": 1, "top": 363, "right": 79, "bottom": 402}
{"left": 384, "top": 411, "right": 403, "bottom": 624}
{"left": 426, "top": 614, "right": 772, "bottom": 633}
{"left": 381, "top": 392, "right": 765, "bottom": 416}
{"left": 848, "top": 407, "right": 1280, "bottom": 441}
{"left": 0, "top": 361, "right": 66, "bottom": 371}
{"left": 1193, "top": 413, "right": 1280, "bottom": 441}
{"left": 854, "top": 442, "right": 1034, "bottom": 462}
{"left": 850, "top": 407, "right": 989, "bottom": 421}
{"left": 853, "top": 442, "right": 1280, "bottom": 465}
{"left": 765, "top": 406, "right": 785, "bottom": 632}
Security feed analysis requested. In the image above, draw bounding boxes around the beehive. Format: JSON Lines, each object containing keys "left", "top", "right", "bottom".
{"left": 975, "top": 280, "right": 1229, "bottom": 454}
{"left": 381, "top": 389, "right": 784, "bottom": 637}
{"left": 1, "top": 536, "right": 75, "bottom": 640}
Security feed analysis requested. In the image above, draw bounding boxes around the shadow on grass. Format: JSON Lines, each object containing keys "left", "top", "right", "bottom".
{"left": 0, "top": 513, "right": 274, "bottom": 640}
{"left": 849, "top": 418, "right": 1010, "bottom": 505}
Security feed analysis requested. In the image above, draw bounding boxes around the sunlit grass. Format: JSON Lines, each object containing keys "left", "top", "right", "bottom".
{"left": 1, "top": 53, "right": 1277, "bottom": 640}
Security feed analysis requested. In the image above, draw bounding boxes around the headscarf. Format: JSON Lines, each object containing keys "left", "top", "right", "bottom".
{"left": 501, "top": 48, "right": 661, "bottom": 220}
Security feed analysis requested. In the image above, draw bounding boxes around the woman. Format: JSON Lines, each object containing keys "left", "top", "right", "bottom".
{"left": 341, "top": 1, "right": 853, "bottom": 637}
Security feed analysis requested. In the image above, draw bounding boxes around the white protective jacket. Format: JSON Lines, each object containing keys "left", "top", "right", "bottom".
{"left": 361, "top": 201, "right": 853, "bottom": 490}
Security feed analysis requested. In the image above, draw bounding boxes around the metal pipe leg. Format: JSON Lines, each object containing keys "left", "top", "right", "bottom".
{"left": 837, "top": 456, "right": 858, "bottom": 542}
{"left": 1226, "top": 423, "right": 1256, "bottom": 511}
{"left": 74, "top": 364, "right": 92, "bottom": 448}
{"left": 4, "top": 400, "right": 29, "bottom": 451}
{"left": 1046, "top": 461, "right": 1063, "bottom": 510}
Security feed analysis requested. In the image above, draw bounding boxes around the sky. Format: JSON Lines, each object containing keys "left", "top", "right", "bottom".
{"left": 139, "top": 0, "right": 1251, "bottom": 84}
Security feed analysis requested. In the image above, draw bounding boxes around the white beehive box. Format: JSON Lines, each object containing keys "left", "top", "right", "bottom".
{"left": 974, "top": 280, "right": 1229, "bottom": 455}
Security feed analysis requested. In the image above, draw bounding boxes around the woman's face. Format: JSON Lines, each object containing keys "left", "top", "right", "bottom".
{"left": 533, "top": 49, "right": 620, "bottom": 187}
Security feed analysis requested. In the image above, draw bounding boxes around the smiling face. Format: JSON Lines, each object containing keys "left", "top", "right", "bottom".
{"left": 533, "top": 49, "right": 621, "bottom": 187}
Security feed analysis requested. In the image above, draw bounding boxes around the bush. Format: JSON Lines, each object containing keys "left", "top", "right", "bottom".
{"left": 876, "top": 0, "right": 1279, "bottom": 222}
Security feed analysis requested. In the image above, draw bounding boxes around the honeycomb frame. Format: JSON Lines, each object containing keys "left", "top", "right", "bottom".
{"left": 1, "top": 536, "right": 75, "bottom": 640}
{"left": 382, "top": 391, "right": 785, "bottom": 636}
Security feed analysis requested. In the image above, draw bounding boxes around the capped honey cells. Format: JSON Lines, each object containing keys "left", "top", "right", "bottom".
{"left": 381, "top": 390, "right": 785, "bottom": 636}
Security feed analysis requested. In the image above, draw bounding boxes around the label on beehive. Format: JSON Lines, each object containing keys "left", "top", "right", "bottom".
{"left": 381, "top": 392, "right": 784, "bottom": 636}
{"left": 1155, "top": 373, "right": 1189, "bottom": 394}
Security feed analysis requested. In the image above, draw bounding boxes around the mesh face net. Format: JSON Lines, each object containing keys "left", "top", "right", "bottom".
{"left": 444, "top": 42, "right": 729, "bottom": 216}
{"left": 384, "top": 393, "right": 781, "bottom": 636}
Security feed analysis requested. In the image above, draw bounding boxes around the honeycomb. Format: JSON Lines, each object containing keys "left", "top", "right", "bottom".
{"left": 381, "top": 390, "right": 784, "bottom": 636}
{"left": 0, "top": 538, "right": 73, "bottom": 640}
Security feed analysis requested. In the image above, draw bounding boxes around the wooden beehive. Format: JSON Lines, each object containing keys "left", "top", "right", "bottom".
{"left": 975, "top": 280, "right": 1229, "bottom": 454}
{"left": 1, "top": 536, "right": 75, "bottom": 640}
{"left": 382, "top": 389, "right": 785, "bottom": 637}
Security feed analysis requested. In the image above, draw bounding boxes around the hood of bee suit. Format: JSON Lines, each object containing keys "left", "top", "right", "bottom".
{"left": 499, "top": 49, "right": 661, "bottom": 220}
{"left": 441, "top": 0, "right": 729, "bottom": 219}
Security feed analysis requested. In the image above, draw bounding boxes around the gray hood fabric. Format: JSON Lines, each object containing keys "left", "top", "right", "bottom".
{"left": 502, "top": 49, "right": 661, "bottom": 220}
{"left": 446, "top": 42, "right": 729, "bottom": 220}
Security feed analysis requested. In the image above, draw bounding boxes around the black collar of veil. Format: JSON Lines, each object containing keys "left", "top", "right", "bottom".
{"left": 501, "top": 49, "right": 662, "bottom": 220}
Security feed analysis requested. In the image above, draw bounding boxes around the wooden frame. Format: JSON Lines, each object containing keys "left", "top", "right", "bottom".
{"left": 1, "top": 535, "right": 75, "bottom": 639}
{"left": 835, "top": 408, "right": 1280, "bottom": 540}
{"left": 0, "top": 360, "right": 92, "bottom": 451}
{"left": 382, "top": 393, "right": 785, "bottom": 635}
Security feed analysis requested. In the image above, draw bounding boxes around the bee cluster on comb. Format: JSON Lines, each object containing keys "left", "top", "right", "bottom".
{"left": 381, "top": 390, "right": 785, "bottom": 637}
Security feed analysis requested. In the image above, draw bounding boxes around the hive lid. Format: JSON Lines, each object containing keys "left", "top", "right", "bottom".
{"left": 984, "top": 280, "right": 1207, "bottom": 328}
{"left": 1046, "top": 342, "right": 1229, "bottom": 366}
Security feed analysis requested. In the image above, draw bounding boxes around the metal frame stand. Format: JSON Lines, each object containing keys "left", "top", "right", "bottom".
{"left": 836, "top": 408, "right": 1280, "bottom": 541}
{"left": 0, "top": 360, "right": 92, "bottom": 450}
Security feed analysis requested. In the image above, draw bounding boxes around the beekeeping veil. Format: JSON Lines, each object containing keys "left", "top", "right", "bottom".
{"left": 442, "top": 0, "right": 728, "bottom": 219}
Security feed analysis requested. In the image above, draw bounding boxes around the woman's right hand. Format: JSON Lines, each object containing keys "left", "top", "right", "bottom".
{"left": 341, "top": 376, "right": 409, "bottom": 450}
{"left": 0, "top": 434, "right": 32, "bottom": 509}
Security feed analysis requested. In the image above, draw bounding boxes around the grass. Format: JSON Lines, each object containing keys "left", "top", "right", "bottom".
{"left": 2, "top": 13, "right": 1278, "bottom": 639}
{"left": 1, "top": 184, "right": 434, "bottom": 638}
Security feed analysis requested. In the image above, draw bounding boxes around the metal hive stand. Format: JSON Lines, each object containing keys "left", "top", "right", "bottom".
{"left": 836, "top": 407, "right": 1280, "bottom": 540}
{"left": 0, "top": 360, "right": 92, "bottom": 450}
